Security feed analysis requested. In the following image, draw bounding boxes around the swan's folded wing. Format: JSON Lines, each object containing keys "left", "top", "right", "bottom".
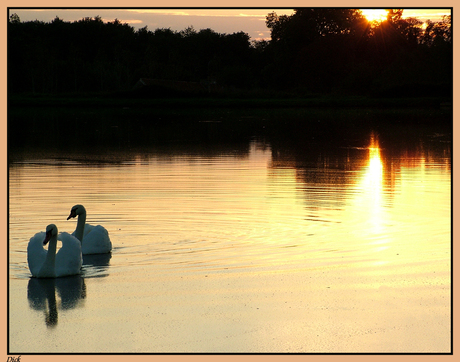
{"left": 56, "top": 232, "right": 83, "bottom": 277}
{"left": 81, "top": 225, "right": 112, "bottom": 255}
{"left": 27, "top": 232, "right": 47, "bottom": 277}
{"left": 84, "top": 224, "right": 96, "bottom": 237}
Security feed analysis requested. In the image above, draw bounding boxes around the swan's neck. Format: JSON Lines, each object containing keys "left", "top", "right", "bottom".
{"left": 75, "top": 212, "right": 87, "bottom": 242}
{"left": 39, "top": 235, "right": 57, "bottom": 277}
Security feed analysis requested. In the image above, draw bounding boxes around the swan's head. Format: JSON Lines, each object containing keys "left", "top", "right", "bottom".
{"left": 67, "top": 204, "right": 86, "bottom": 220}
{"left": 43, "top": 224, "right": 58, "bottom": 245}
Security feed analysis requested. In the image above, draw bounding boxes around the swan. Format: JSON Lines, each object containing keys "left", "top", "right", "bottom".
{"left": 67, "top": 204, "right": 112, "bottom": 255}
{"left": 27, "top": 224, "right": 82, "bottom": 278}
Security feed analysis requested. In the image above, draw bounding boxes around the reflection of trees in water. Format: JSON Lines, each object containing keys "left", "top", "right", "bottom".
{"left": 269, "top": 143, "right": 365, "bottom": 212}
{"left": 8, "top": 111, "right": 256, "bottom": 164}
{"left": 9, "top": 107, "right": 257, "bottom": 144}
{"left": 27, "top": 276, "right": 86, "bottom": 328}
{"left": 267, "top": 126, "right": 451, "bottom": 213}
{"left": 269, "top": 122, "right": 450, "bottom": 173}
{"left": 9, "top": 108, "right": 451, "bottom": 174}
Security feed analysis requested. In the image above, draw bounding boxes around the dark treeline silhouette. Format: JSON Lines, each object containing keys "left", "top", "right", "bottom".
{"left": 7, "top": 9, "right": 452, "bottom": 98}
{"left": 262, "top": 9, "right": 452, "bottom": 96}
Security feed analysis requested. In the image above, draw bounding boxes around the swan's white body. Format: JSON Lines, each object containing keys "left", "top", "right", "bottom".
{"left": 27, "top": 224, "right": 82, "bottom": 278}
{"left": 68, "top": 205, "right": 112, "bottom": 255}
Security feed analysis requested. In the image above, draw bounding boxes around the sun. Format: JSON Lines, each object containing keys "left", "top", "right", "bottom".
{"left": 361, "top": 9, "right": 388, "bottom": 23}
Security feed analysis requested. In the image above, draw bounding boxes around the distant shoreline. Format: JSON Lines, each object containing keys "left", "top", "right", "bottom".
{"left": 8, "top": 93, "right": 452, "bottom": 111}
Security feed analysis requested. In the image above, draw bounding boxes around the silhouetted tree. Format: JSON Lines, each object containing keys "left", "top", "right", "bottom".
{"left": 262, "top": 8, "right": 451, "bottom": 95}
{"left": 421, "top": 15, "right": 452, "bottom": 46}
{"left": 263, "top": 9, "right": 367, "bottom": 91}
{"left": 9, "top": 13, "right": 20, "bottom": 24}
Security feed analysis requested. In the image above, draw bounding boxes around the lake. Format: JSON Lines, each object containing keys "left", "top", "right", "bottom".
{"left": 8, "top": 107, "right": 451, "bottom": 353}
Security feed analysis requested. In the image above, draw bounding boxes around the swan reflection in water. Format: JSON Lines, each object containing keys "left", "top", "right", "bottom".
{"left": 26, "top": 252, "right": 112, "bottom": 326}
{"left": 27, "top": 275, "right": 86, "bottom": 327}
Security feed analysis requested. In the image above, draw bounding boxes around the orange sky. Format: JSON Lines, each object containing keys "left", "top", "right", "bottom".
{"left": 9, "top": 8, "right": 451, "bottom": 41}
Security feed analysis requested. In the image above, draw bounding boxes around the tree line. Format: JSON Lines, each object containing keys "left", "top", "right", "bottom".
{"left": 7, "top": 9, "right": 452, "bottom": 97}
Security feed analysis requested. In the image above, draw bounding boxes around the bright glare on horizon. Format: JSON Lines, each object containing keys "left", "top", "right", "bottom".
{"left": 361, "top": 9, "right": 388, "bottom": 22}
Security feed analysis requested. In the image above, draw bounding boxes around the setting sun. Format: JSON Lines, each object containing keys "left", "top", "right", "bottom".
{"left": 361, "top": 9, "right": 388, "bottom": 22}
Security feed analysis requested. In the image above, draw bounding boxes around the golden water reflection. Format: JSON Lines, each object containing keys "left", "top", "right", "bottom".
{"left": 359, "top": 132, "right": 385, "bottom": 238}
{"left": 269, "top": 130, "right": 450, "bottom": 271}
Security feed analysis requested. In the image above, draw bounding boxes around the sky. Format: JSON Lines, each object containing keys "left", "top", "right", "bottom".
{"left": 9, "top": 8, "right": 452, "bottom": 41}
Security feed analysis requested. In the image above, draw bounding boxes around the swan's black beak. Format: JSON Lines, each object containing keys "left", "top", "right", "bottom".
{"left": 67, "top": 210, "right": 76, "bottom": 220}
{"left": 43, "top": 230, "right": 51, "bottom": 246}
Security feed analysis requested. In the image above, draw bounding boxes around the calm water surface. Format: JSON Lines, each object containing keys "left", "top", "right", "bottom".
{"left": 8, "top": 113, "right": 451, "bottom": 353}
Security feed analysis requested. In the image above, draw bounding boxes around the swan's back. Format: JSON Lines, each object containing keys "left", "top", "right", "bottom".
{"left": 82, "top": 225, "right": 111, "bottom": 255}
{"left": 55, "top": 232, "right": 82, "bottom": 277}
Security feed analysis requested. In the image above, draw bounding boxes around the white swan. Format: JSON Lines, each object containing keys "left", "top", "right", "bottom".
{"left": 67, "top": 204, "right": 112, "bottom": 255}
{"left": 27, "top": 224, "right": 83, "bottom": 278}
